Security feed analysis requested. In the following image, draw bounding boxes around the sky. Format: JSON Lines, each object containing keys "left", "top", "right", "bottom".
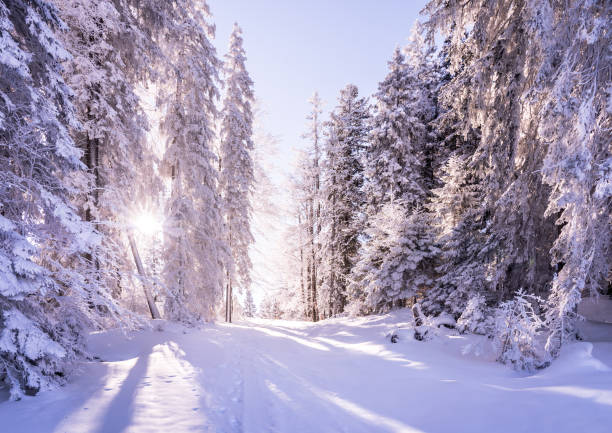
{"left": 208, "top": 0, "right": 429, "bottom": 159}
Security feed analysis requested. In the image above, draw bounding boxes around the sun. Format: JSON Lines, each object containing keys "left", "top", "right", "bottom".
{"left": 133, "top": 211, "right": 163, "bottom": 236}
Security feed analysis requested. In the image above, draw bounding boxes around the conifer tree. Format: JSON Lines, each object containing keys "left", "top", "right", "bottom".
{"left": 53, "top": 0, "right": 158, "bottom": 311}
{"left": 243, "top": 289, "right": 256, "bottom": 318}
{"left": 351, "top": 203, "right": 437, "bottom": 313}
{"left": 301, "top": 93, "right": 324, "bottom": 321}
{"left": 423, "top": 0, "right": 558, "bottom": 315}
{"left": 320, "top": 84, "right": 369, "bottom": 317}
{"left": 291, "top": 149, "right": 315, "bottom": 319}
{"left": 352, "top": 27, "right": 438, "bottom": 314}
{"left": 423, "top": 155, "right": 486, "bottom": 316}
{"left": 422, "top": 0, "right": 610, "bottom": 361}
{"left": 420, "top": 15, "right": 485, "bottom": 317}
{"left": 362, "top": 48, "right": 426, "bottom": 211}
{"left": 536, "top": 0, "right": 611, "bottom": 356}
{"left": 219, "top": 24, "right": 256, "bottom": 322}
{"left": 0, "top": 0, "right": 100, "bottom": 399}
{"left": 158, "top": 0, "right": 225, "bottom": 322}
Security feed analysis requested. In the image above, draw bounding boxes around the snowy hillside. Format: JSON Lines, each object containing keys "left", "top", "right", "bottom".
{"left": 1, "top": 313, "right": 611, "bottom": 433}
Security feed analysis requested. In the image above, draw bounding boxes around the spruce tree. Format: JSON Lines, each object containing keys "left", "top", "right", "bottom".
{"left": 362, "top": 48, "right": 426, "bottom": 211}
{"left": 54, "top": 0, "right": 159, "bottom": 312}
{"left": 158, "top": 0, "right": 225, "bottom": 322}
{"left": 537, "top": 0, "right": 611, "bottom": 356}
{"left": 243, "top": 289, "right": 256, "bottom": 318}
{"left": 219, "top": 23, "right": 256, "bottom": 322}
{"left": 352, "top": 27, "right": 438, "bottom": 314}
{"left": 422, "top": 1, "right": 552, "bottom": 317}
{"left": 320, "top": 84, "right": 369, "bottom": 317}
{"left": 422, "top": 0, "right": 610, "bottom": 361}
{"left": 424, "top": 155, "right": 486, "bottom": 316}
{"left": 0, "top": 0, "right": 99, "bottom": 399}
{"left": 291, "top": 148, "right": 316, "bottom": 320}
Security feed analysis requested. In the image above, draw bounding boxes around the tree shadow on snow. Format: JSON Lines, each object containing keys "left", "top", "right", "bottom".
{"left": 93, "top": 344, "right": 154, "bottom": 433}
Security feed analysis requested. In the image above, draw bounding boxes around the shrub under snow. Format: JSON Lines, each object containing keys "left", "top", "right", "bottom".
{"left": 492, "top": 290, "right": 548, "bottom": 371}
{"left": 457, "top": 294, "right": 493, "bottom": 335}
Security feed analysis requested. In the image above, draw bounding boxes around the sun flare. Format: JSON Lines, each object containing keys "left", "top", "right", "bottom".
{"left": 133, "top": 211, "right": 163, "bottom": 236}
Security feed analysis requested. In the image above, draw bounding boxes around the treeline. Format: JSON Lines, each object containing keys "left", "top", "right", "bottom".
{"left": 284, "top": 0, "right": 610, "bottom": 369}
{"left": 0, "top": 0, "right": 254, "bottom": 398}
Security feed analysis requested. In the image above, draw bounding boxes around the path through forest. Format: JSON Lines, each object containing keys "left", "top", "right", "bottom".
{"left": 2, "top": 312, "right": 612, "bottom": 433}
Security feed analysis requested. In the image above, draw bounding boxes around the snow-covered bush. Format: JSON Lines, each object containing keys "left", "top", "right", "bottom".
{"left": 457, "top": 294, "right": 493, "bottom": 335}
{"left": 492, "top": 290, "right": 547, "bottom": 371}
{"left": 411, "top": 303, "right": 457, "bottom": 341}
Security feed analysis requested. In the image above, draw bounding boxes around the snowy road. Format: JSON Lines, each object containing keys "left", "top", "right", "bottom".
{"left": 2, "top": 312, "right": 612, "bottom": 433}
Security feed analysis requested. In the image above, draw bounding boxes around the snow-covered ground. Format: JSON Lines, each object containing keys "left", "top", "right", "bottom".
{"left": 1, "top": 311, "right": 611, "bottom": 433}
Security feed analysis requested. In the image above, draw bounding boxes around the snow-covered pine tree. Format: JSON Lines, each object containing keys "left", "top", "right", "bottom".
{"left": 456, "top": 294, "right": 492, "bottom": 335}
{"left": 320, "top": 84, "right": 369, "bottom": 317}
{"left": 243, "top": 289, "right": 256, "bottom": 318}
{"left": 0, "top": 0, "right": 100, "bottom": 399}
{"left": 157, "top": 0, "right": 225, "bottom": 322}
{"left": 420, "top": 19, "right": 485, "bottom": 317}
{"left": 423, "top": 154, "right": 487, "bottom": 316}
{"left": 219, "top": 23, "right": 255, "bottom": 323}
{"left": 297, "top": 93, "right": 324, "bottom": 322}
{"left": 425, "top": 23, "right": 476, "bottom": 181}
{"left": 422, "top": 0, "right": 610, "bottom": 363}
{"left": 288, "top": 153, "right": 313, "bottom": 320}
{"left": 362, "top": 48, "right": 426, "bottom": 211}
{"left": 286, "top": 151, "right": 303, "bottom": 317}
{"left": 352, "top": 25, "right": 438, "bottom": 314}
{"left": 403, "top": 21, "right": 439, "bottom": 189}
{"left": 422, "top": 6, "right": 504, "bottom": 315}
{"left": 292, "top": 147, "right": 320, "bottom": 321}
{"left": 423, "top": 0, "right": 559, "bottom": 312}
{"left": 53, "top": 0, "right": 158, "bottom": 317}
{"left": 351, "top": 203, "right": 437, "bottom": 313}
{"left": 536, "top": 0, "right": 611, "bottom": 357}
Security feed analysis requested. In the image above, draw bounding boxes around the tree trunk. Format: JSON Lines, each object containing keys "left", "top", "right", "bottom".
{"left": 83, "top": 134, "right": 101, "bottom": 309}
{"left": 298, "top": 212, "right": 306, "bottom": 318}
{"left": 329, "top": 190, "right": 336, "bottom": 316}
{"left": 230, "top": 281, "right": 234, "bottom": 323}
{"left": 225, "top": 268, "right": 232, "bottom": 323}
{"left": 128, "top": 232, "right": 161, "bottom": 319}
{"left": 225, "top": 281, "right": 230, "bottom": 322}
{"left": 309, "top": 200, "right": 319, "bottom": 322}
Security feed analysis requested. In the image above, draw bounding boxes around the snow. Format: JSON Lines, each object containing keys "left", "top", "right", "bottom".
{"left": 1, "top": 311, "right": 611, "bottom": 433}
{"left": 579, "top": 296, "right": 612, "bottom": 324}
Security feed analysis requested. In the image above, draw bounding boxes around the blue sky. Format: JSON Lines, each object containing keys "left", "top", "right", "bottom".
{"left": 209, "top": 0, "right": 429, "bottom": 157}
